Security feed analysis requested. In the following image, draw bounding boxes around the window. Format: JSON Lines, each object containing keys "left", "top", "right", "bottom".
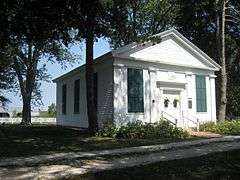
{"left": 188, "top": 99, "right": 192, "bottom": 109}
{"left": 127, "top": 68, "right": 144, "bottom": 113}
{"left": 62, "top": 84, "right": 67, "bottom": 114}
{"left": 196, "top": 75, "right": 207, "bottom": 112}
{"left": 94, "top": 72, "right": 98, "bottom": 111}
{"left": 74, "top": 79, "right": 80, "bottom": 114}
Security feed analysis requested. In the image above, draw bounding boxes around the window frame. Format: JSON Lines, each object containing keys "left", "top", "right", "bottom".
{"left": 62, "top": 84, "right": 67, "bottom": 115}
{"left": 127, "top": 68, "right": 144, "bottom": 113}
{"left": 94, "top": 72, "right": 98, "bottom": 112}
{"left": 195, "top": 75, "right": 207, "bottom": 112}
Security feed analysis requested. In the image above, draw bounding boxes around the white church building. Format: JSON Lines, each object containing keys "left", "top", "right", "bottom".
{"left": 53, "top": 29, "right": 220, "bottom": 129}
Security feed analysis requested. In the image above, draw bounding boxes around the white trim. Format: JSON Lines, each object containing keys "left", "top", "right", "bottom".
{"left": 209, "top": 74, "right": 217, "bottom": 78}
{"left": 53, "top": 29, "right": 220, "bottom": 83}
{"left": 114, "top": 55, "right": 218, "bottom": 71}
{"left": 154, "top": 29, "right": 221, "bottom": 70}
{"left": 157, "top": 81, "right": 187, "bottom": 85}
{"left": 112, "top": 29, "right": 220, "bottom": 71}
{"left": 160, "top": 87, "right": 184, "bottom": 91}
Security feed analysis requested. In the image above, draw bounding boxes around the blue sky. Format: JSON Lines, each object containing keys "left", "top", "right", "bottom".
{"left": 6, "top": 38, "right": 111, "bottom": 110}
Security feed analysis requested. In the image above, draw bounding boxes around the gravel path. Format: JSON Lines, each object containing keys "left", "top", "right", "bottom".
{"left": 1, "top": 139, "right": 240, "bottom": 179}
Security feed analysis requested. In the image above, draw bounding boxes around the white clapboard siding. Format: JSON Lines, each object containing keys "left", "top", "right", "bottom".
{"left": 55, "top": 58, "right": 113, "bottom": 128}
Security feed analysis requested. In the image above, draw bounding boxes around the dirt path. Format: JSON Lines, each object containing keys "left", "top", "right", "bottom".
{"left": 1, "top": 136, "right": 239, "bottom": 167}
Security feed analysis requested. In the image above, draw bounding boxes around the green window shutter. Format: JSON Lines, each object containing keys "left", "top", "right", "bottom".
{"left": 196, "top": 75, "right": 207, "bottom": 112}
{"left": 94, "top": 72, "right": 98, "bottom": 112}
{"left": 62, "top": 84, "right": 67, "bottom": 114}
{"left": 74, "top": 79, "right": 80, "bottom": 114}
{"left": 127, "top": 68, "right": 144, "bottom": 113}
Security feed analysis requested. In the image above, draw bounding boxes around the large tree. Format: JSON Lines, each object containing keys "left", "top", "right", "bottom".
{"left": 64, "top": 0, "right": 116, "bottom": 133}
{"left": 0, "top": 0, "right": 75, "bottom": 124}
{"left": 215, "top": 0, "right": 227, "bottom": 121}
{"left": 65, "top": 0, "right": 179, "bottom": 133}
{"left": 108, "top": 0, "right": 178, "bottom": 48}
{"left": 175, "top": 0, "right": 240, "bottom": 121}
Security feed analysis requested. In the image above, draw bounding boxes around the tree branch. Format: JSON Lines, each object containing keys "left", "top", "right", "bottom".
{"left": 13, "top": 58, "right": 26, "bottom": 96}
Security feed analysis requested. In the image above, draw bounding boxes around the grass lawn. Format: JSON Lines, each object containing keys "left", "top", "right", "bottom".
{"left": 0, "top": 125, "right": 194, "bottom": 158}
{"left": 78, "top": 149, "right": 240, "bottom": 180}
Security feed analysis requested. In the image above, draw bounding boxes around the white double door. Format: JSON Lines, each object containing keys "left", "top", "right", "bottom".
{"left": 161, "top": 90, "right": 182, "bottom": 125}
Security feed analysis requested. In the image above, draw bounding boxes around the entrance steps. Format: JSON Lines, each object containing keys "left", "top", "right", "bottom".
{"left": 188, "top": 130, "right": 222, "bottom": 138}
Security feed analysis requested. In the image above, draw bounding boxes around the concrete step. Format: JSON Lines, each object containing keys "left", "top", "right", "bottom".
{"left": 189, "top": 130, "right": 222, "bottom": 138}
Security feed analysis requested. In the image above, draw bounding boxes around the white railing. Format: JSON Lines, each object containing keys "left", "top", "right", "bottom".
{"left": 0, "top": 118, "right": 56, "bottom": 124}
{"left": 182, "top": 111, "right": 199, "bottom": 131}
{"left": 161, "top": 111, "right": 178, "bottom": 127}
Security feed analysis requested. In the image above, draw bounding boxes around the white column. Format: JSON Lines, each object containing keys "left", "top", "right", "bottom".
{"left": 113, "top": 65, "right": 127, "bottom": 126}
{"left": 206, "top": 76, "right": 211, "bottom": 115}
{"left": 143, "top": 69, "right": 151, "bottom": 123}
{"left": 185, "top": 72, "right": 194, "bottom": 116}
{"left": 149, "top": 68, "right": 158, "bottom": 123}
{"left": 209, "top": 75, "right": 217, "bottom": 122}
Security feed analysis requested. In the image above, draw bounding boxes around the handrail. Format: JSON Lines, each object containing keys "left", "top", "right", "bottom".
{"left": 183, "top": 116, "right": 197, "bottom": 124}
{"left": 162, "top": 117, "right": 177, "bottom": 126}
{"left": 161, "top": 111, "right": 178, "bottom": 127}
{"left": 162, "top": 111, "right": 178, "bottom": 121}
{"left": 182, "top": 111, "right": 199, "bottom": 131}
{"left": 187, "top": 113, "right": 199, "bottom": 121}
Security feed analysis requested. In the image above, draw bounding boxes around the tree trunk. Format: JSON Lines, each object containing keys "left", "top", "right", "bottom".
{"left": 215, "top": 0, "right": 221, "bottom": 116}
{"left": 217, "top": 0, "right": 227, "bottom": 121}
{"left": 14, "top": 42, "right": 38, "bottom": 125}
{"left": 85, "top": 15, "right": 98, "bottom": 134}
{"left": 21, "top": 95, "right": 32, "bottom": 125}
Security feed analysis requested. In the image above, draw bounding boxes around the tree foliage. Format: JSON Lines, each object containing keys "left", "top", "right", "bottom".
{"left": 108, "top": 0, "right": 178, "bottom": 48}
{"left": 175, "top": 0, "right": 240, "bottom": 119}
{"left": 47, "top": 103, "right": 56, "bottom": 118}
{"left": 0, "top": 0, "right": 76, "bottom": 124}
{"left": 0, "top": 56, "right": 15, "bottom": 106}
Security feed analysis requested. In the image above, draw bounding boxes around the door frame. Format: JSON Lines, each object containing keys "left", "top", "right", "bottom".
{"left": 161, "top": 88, "right": 182, "bottom": 118}
{"left": 159, "top": 86, "right": 186, "bottom": 127}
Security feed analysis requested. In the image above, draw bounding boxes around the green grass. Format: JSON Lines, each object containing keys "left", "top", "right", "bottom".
{"left": 77, "top": 149, "right": 240, "bottom": 180}
{"left": 0, "top": 125, "right": 195, "bottom": 158}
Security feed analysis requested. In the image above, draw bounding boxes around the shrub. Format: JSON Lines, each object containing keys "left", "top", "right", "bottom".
{"left": 116, "top": 120, "right": 147, "bottom": 139}
{"left": 200, "top": 120, "right": 240, "bottom": 135}
{"left": 96, "top": 122, "right": 118, "bottom": 138}
{"left": 97, "top": 120, "right": 190, "bottom": 139}
{"left": 199, "top": 121, "right": 216, "bottom": 132}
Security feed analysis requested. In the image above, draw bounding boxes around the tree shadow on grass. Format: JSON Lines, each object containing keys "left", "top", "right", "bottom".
{"left": 0, "top": 125, "right": 93, "bottom": 157}
{"left": 0, "top": 125, "right": 183, "bottom": 158}
{"left": 77, "top": 149, "right": 240, "bottom": 180}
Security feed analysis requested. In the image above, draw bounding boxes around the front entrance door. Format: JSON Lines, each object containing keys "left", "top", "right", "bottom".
{"left": 162, "top": 90, "right": 181, "bottom": 125}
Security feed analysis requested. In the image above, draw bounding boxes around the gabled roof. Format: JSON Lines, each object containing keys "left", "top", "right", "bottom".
{"left": 53, "top": 52, "right": 113, "bottom": 82}
{"left": 53, "top": 29, "right": 220, "bottom": 82}
{"left": 112, "top": 29, "right": 221, "bottom": 71}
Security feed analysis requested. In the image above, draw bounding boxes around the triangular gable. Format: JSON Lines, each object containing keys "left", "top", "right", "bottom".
{"left": 113, "top": 29, "right": 220, "bottom": 71}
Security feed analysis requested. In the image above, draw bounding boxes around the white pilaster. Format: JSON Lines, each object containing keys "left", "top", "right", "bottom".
{"left": 209, "top": 75, "right": 217, "bottom": 122}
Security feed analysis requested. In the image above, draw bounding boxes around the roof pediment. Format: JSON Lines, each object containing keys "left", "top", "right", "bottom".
{"left": 113, "top": 29, "right": 220, "bottom": 71}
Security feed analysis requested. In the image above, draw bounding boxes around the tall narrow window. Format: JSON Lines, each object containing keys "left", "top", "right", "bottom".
{"left": 94, "top": 72, "right": 98, "bottom": 111}
{"left": 127, "top": 68, "right": 144, "bottom": 113}
{"left": 74, "top": 79, "right": 80, "bottom": 114}
{"left": 62, "top": 84, "right": 67, "bottom": 114}
{"left": 196, "top": 75, "right": 207, "bottom": 112}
